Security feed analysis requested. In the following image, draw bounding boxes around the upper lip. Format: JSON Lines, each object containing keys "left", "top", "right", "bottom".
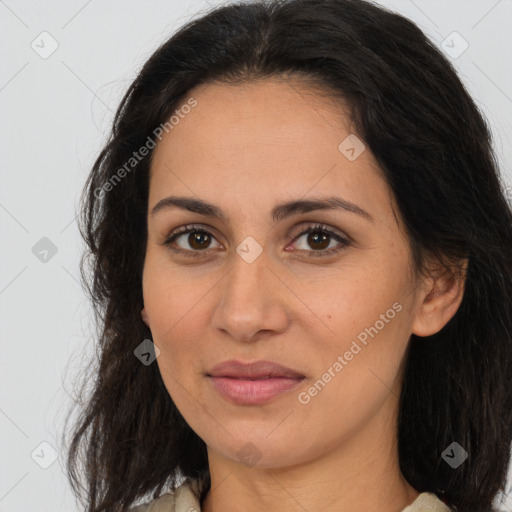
{"left": 207, "top": 360, "right": 305, "bottom": 379}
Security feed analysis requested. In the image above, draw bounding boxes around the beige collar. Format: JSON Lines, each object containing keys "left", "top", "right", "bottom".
{"left": 130, "top": 473, "right": 452, "bottom": 512}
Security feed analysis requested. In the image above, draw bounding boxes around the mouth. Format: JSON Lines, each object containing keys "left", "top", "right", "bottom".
{"left": 207, "top": 359, "right": 305, "bottom": 379}
{"left": 206, "top": 359, "right": 306, "bottom": 405}
{"left": 207, "top": 375, "right": 305, "bottom": 405}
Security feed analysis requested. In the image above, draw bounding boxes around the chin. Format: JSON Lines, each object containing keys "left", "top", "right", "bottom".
{"left": 209, "top": 433, "right": 311, "bottom": 469}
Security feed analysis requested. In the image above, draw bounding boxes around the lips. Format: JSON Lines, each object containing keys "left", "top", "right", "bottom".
{"left": 206, "top": 360, "right": 306, "bottom": 405}
{"left": 206, "top": 359, "right": 305, "bottom": 379}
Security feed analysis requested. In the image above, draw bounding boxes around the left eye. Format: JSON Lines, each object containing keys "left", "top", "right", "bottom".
{"left": 163, "top": 223, "right": 351, "bottom": 258}
{"left": 290, "top": 225, "right": 350, "bottom": 256}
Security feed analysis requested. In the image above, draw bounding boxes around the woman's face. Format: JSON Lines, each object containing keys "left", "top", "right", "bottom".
{"left": 142, "top": 78, "right": 430, "bottom": 469}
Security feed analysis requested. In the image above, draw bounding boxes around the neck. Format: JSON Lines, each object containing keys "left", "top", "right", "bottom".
{"left": 201, "top": 394, "right": 419, "bottom": 512}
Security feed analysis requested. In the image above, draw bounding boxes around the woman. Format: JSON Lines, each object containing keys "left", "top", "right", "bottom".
{"left": 63, "top": 0, "right": 512, "bottom": 511}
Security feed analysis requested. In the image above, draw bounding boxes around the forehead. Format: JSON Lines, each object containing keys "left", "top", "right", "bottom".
{"left": 148, "top": 78, "right": 392, "bottom": 224}
{"left": 152, "top": 78, "right": 352, "bottom": 165}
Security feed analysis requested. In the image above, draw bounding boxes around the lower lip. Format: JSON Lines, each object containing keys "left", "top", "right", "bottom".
{"left": 208, "top": 376, "right": 305, "bottom": 405}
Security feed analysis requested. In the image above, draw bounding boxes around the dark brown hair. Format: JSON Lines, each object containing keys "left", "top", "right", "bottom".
{"left": 63, "top": 1, "right": 512, "bottom": 511}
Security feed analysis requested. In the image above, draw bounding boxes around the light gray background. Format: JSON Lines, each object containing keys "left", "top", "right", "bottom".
{"left": 1, "top": 1, "right": 511, "bottom": 511}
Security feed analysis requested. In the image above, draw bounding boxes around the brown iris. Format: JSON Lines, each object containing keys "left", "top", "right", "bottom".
{"left": 307, "top": 230, "right": 330, "bottom": 250}
{"left": 188, "top": 231, "right": 212, "bottom": 250}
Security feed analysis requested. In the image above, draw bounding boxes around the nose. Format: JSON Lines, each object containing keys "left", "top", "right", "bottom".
{"left": 211, "top": 248, "right": 290, "bottom": 343}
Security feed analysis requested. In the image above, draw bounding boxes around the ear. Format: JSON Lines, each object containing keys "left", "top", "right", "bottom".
{"left": 411, "top": 258, "right": 468, "bottom": 337}
{"left": 141, "top": 307, "right": 150, "bottom": 327}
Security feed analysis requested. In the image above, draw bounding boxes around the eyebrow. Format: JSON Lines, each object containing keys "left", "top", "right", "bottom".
{"left": 150, "top": 195, "right": 374, "bottom": 223}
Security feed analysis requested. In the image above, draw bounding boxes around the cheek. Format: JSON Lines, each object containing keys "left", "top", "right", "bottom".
{"left": 142, "top": 268, "right": 207, "bottom": 382}
{"left": 142, "top": 257, "right": 210, "bottom": 335}
{"left": 151, "top": 306, "right": 208, "bottom": 413}
{"left": 299, "top": 303, "right": 410, "bottom": 435}
{"left": 312, "top": 267, "right": 411, "bottom": 380}
{"left": 316, "top": 272, "right": 398, "bottom": 335}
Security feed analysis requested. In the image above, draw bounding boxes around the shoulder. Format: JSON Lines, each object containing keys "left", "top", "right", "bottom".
{"left": 402, "top": 492, "right": 503, "bottom": 512}
{"left": 402, "top": 492, "right": 453, "bottom": 512}
{"left": 126, "top": 471, "right": 209, "bottom": 512}
{"left": 127, "top": 493, "right": 176, "bottom": 512}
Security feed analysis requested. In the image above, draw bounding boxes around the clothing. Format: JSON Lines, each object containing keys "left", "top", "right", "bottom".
{"left": 128, "top": 470, "right": 453, "bottom": 512}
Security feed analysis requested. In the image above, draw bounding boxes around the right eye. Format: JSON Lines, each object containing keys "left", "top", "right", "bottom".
{"left": 163, "top": 224, "right": 222, "bottom": 258}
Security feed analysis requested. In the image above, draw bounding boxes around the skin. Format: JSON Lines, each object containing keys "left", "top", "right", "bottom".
{"left": 141, "top": 78, "right": 467, "bottom": 512}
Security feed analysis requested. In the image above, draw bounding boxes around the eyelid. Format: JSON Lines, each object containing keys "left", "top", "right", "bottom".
{"left": 162, "top": 221, "right": 351, "bottom": 258}
{"left": 288, "top": 222, "right": 350, "bottom": 244}
{"left": 286, "top": 223, "right": 351, "bottom": 258}
{"left": 163, "top": 223, "right": 223, "bottom": 250}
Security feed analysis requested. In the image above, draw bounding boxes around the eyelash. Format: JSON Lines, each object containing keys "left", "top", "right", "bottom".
{"left": 162, "top": 223, "right": 351, "bottom": 259}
